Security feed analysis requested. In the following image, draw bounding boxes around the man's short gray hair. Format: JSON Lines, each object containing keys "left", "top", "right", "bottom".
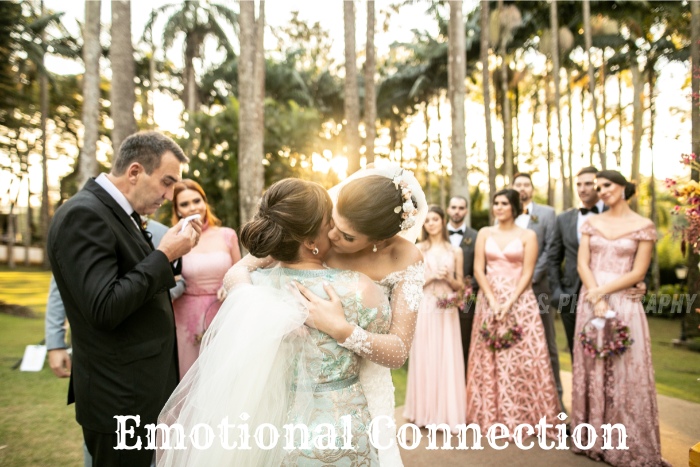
{"left": 112, "top": 131, "right": 188, "bottom": 175}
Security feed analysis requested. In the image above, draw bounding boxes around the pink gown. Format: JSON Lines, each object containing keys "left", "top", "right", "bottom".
{"left": 466, "top": 235, "right": 560, "bottom": 436}
{"left": 403, "top": 244, "right": 466, "bottom": 432}
{"left": 173, "top": 226, "right": 239, "bottom": 379}
{"left": 572, "top": 221, "right": 669, "bottom": 466}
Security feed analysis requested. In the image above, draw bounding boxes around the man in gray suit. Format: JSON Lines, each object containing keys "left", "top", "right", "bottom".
{"left": 512, "top": 172, "right": 562, "bottom": 405}
{"left": 446, "top": 196, "right": 478, "bottom": 375}
{"left": 548, "top": 166, "right": 646, "bottom": 361}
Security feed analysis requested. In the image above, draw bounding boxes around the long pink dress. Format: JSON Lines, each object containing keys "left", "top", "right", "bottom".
{"left": 173, "top": 226, "right": 239, "bottom": 379}
{"left": 572, "top": 221, "right": 669, "bottom": 466}
{"left": 466, "top": 236, "right": 560, "bottom": 436}
{"left": 403, "top": 244, "right": 466, "bottom": 432}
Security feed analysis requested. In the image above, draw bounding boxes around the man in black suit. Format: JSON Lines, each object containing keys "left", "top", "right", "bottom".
{"left": 47, "top": 131, "right": 202, "bottom": 466}
{"left": 548, "top": 166, "right": 646, "bottom": 360}
{"left": 446, "top": 196, "right": 478, "bottom": 374}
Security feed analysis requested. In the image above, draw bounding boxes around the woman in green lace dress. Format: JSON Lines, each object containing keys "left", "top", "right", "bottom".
{"left": 158, "top": 179, "right": 393, "bottom": 466}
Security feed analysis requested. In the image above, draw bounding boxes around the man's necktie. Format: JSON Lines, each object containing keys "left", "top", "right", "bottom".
{"left": 579, "top": 206, "right": 600, "bottom": 215}
{"left": 449, "top": 229, "right": 464, "bottom": 236}
{"left": 130, "top": 211, "right": 155, "bottom": 250}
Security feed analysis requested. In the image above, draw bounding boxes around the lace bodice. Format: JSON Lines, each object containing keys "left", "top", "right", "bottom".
{"left": 580, "top": 222, "right": 657, "bottom": 276}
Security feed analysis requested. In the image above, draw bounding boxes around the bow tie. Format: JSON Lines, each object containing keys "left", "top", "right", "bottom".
{"left": 130, "top": 211, "right": 154, "bottom": 250}
{"left": 523, "top": 208, "right": 530, "bottom": 215}
{"left": 579, "top": 206, "right": 600, "bottom": 215}
{"left": 449, "top": 229, "right": 464, "bottom": 236}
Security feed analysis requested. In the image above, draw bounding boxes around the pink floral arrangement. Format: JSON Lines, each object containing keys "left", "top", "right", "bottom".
{"left": 670, "top": 153, "right": 700, "bottom": 254}
{"left": 578, "top": 318, "right": 634, "bottom": 359}
{"left": 479, "top": 315, "right": 523, "bottom": 352}
{"left": 436, "top": 282, "right": 475, "bottom": 311}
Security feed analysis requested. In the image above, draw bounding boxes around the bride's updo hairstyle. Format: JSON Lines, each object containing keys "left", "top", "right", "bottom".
{"left": 596, "top": 170, "right": 636, "bottom": 200}
{"left": 336, "top": 175, "right": 418, "bottom": 240}
{"left": 240, "top": 178, "right": 332, "bottom": 262}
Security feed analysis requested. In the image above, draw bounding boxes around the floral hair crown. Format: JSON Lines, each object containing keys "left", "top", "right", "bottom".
{"left": 392, "top": 170, "right": 419, "bottom": 231}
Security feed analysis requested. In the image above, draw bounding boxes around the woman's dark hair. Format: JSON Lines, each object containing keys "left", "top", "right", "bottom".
{"left": 596, "top": 170, "right": 636, "bottom": 200}
{"left": 337, "top": 175, "right": 417, "bottom": 240}
{"left": 239, "top": 179, "right": 332, "bottom": 262}
{"left": 421, "top": 205, "right": 448, "bottom": 243}
{"left": 493, "top": 188, "right": 522, "bottom": 220}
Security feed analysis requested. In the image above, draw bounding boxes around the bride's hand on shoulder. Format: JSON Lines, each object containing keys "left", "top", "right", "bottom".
{"left": 291, "top": 281, "right": 354, "bottom": 342}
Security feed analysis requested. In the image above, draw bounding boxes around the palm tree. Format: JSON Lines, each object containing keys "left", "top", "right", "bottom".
{"left": 144, "top": 1, "right": 238, "bottom": 114}
{"left": 448, "top": 1, "right": 468, "bottom": 210}
{"left": 79, "top": 0, "right": 101, "bottom": 188}
{"left": 111, "top": 0, "right": 136, "bottom": 154}
{"left": 480, "top": 0, "right": 496, "bottom": 220}
{"left": 364, "top": 0, "right": 376, "bottom": 165}
{"left": 343, "top": 0, "right": 361, "bottom": 174}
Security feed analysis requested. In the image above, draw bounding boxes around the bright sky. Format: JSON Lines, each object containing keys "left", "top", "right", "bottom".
{"left": 9, "top": 0, "right": 692, "bottom": 211}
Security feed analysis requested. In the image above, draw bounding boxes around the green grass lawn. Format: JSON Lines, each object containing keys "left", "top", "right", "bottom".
{"left": 1, "top": 267, "right": 699, "bottom": 466}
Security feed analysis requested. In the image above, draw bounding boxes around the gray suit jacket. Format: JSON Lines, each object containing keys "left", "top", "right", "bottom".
{"left": 459, "top": 226, "right": 479, "bottom": 294}
{"left": 527, "top": 202, "right": 556, "bottom": 288}
{"left": 548, "top": 208, "right": 580, "bottom": 305}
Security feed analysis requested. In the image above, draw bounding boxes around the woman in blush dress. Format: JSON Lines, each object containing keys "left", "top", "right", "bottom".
{"left": 466, "top": 189, "right": 560, "bottom": 437}
{"left": 573, "top": 170, "right": 669, "bottom": 466}
{"left": 404, "top": 206, "right": 466, "bottom": 432}
{"left": 171, "top": 179, "right": 241, "bottom": 378}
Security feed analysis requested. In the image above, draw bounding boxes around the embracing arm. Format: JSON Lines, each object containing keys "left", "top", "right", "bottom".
{"left": 222, "top": 253, "right": 277, "bottom": 290}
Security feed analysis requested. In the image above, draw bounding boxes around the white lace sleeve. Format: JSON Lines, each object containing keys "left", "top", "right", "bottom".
{"left": 222, "top": 254, "right": 277, "bottom": 291}
{"left": 339, "top": 261, "right": 425, "bottom": 369}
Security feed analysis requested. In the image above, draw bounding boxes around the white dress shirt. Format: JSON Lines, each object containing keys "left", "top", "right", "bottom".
{"left": 448, "top": 221, "right": 467, "bottom": 247}
{"left": 515, "top": 202, "right": 533, "bottom": 229}
{"left": 94, "top": 173, "right": 140, "bottom": 231}
{"left": 577, "top": 199, "right": 606, "bottom": 242}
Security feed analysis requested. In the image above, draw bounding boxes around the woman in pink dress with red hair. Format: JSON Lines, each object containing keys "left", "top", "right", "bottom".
{"left": 171, "top": 179, "right": 241, "bottom": 379}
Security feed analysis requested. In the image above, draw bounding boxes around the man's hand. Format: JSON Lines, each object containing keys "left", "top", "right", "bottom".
{"left": 157, "top": 218, "right": 202, "bottom": 262}
{"left": 48, "top": 348, "right": 71, "bottom": 378}
{"left": 624, "top": 281, "right": 647, "bottom": 301}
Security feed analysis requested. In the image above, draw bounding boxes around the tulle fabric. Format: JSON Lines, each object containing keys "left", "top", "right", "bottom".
{"left": 156, "top": 282, "right": 318, "bottom": 466}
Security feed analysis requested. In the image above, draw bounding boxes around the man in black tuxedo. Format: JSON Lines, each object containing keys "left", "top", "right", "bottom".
{"left": 47, "top": 131, "right": 202, "bottom": 466}
{"left": 446, "top": 196, "right": 478, "bottom": 375}
{"left": 548, "top": 166, "right": 646, "bottom": 360}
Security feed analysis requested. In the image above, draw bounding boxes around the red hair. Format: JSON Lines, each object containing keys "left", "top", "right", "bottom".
{"left": 171, "top": 179, "right": 221, "bottom": 227}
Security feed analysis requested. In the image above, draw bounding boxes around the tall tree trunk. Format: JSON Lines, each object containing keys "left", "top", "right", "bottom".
{"left": 184, "top": 36, "right": 199, "bottom": 114}
{"left": 498, "top": 0, "right": 513, "bottom": 185}
{"left": 343, "top": 0, "right": 361, "bottom": 174}
{"left": 546, "top": 84, "right": 553, "bottom": 205}
{"left": 148, "top": 40, "right": 156, "bottom": 128}
{"left": 601, "top": 48, "right": 607, "bottom": 169}
{"left": 40, "top": 0, "right": 50, "bottom": 268}
{"left": 365, "top": 0, "right": 376, "bottom": 165}
{"left": 251, "top": 0, "right": 265, "bottom": 184}
{"left": 648, "top": 68, "right": 659, "bottom": 292}
{"left": 630, "top": 63, "right": 643, "bottom": 212}
{"left": 24, "top": 178, "right": 31, "bottom": 266}
{"left": 617, "top": 70, "right": 624, "bottom": 166}
{"left": 80, "top": 0, "right": 101, "bottom": 188}
{"left": 550, "top": 1, "right": 570, "bottom": 209}
{"left": 424, "top": 102, "right": 432, "bottom": 202}
{"left": 566, "top": 68, "right": 574, "bottom": 203}
{"left": 684, "top": 0, "right": 700, "bottom": 341}
{"left": 110, "top": 0, "right": 137, "bottom": 155}
{"left": 582, "top": 0, "right": 604, "bottom": 168}
{"left": 238, "top": 0, "right": 263, "bottom": 225}
{"left": 437, "top": 95, "right": 445, "bottom": 211}
{"left": 481, "top": 0, "right": 496, "bottom": 222}
{"left": 449, "top": 0, "right": 469, "bottom": 216}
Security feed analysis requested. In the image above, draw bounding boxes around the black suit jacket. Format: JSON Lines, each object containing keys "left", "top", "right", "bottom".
{"left": 47, "top": 179, "right": 179, "bottom": 433}
{"left": 548, "top": 208, "right": 581, "bottom": 306}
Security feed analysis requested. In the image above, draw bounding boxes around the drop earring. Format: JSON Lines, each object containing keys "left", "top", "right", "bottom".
{"left": 312, "top": 247, "right": 319, "bottom": 255}
{"left": 373, "top": 244, "right": 378, "bottom": 253}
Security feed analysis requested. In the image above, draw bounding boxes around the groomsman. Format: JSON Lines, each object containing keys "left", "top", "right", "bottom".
{"left": 512, "top": 173, "right": 563, "bottom": 405}
{"left": 446, "top": 196, "right": 478, "bottom": 375}
{"left": 548, "top": 166, "right": 646, "bottom": 360}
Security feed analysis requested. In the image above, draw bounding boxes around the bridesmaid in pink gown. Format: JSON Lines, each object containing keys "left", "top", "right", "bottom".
{"left": 573, "top": 170, "right": 669, "bottom": 466}
{"left": 171, "top": 180, "right": 241, "bottom": 378}
{"left": 404, "top": 206, "right": 466, "bottom": 432}
{"left": 466, "top": 189, "right": 560, "bottom": 437}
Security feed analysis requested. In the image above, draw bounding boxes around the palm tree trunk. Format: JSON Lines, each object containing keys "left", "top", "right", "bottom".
{"left": 79, "top": 0, "right": 100, "bottom": 188}
{"left": 148, "top": 41, "right": 156, "bottom": 128}
{"left": 40, "top": 0, "right": 50, "bottom": 268}
{"left": 424, "top": 102, "right": 432, "bottom": 202}
{"left": 582, "top": 0, "right": 604, "bottom": 168}
{"left": 550, "top": 0, "right": 570, "bottom": 209}
{"left": 648, "top": 68, "right": 660, "bottom": 292}
{"left": 343, "top": 0, "right": 361, "bottom": 174}
{"left": 546, "top": 83, "right": 553, "bottom": 205}
{"left": 617, "top": 70, "right": 623, "bottom": 167}
{"left": 498, "top": 0, "right": 513, "bottom": 185}
{"left": 110, "top": 0, "right": 137, "bottom": 154}
{"left": 566, "top": 68, "right": 574, "bottom": 203}
{"left": 252, "top": 0, "right": 265, "bottom": 174}
{"left": 365, "top": 0, "right": 376, "bottom": 165}
{"left": 449, "top": 0, "right": 469, "bottom": 215}
{"left": 184, "top": 36, "right": 198, "bottom": 114}
{"left": 630, "top": 63, "right": 643, "bottom": 212}
{"left": 600, "top": 48, "right": 607, "bottom": 169}
{"left": 480, "top": 0, "right": 496, "bottom": 222}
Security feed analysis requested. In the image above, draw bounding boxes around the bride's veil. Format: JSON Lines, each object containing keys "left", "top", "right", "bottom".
{"left": 157, "top": 275, "right": 318, "bottom": 466}
{"left": 328, "top": 162, "right": 428, "bottom": 244}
